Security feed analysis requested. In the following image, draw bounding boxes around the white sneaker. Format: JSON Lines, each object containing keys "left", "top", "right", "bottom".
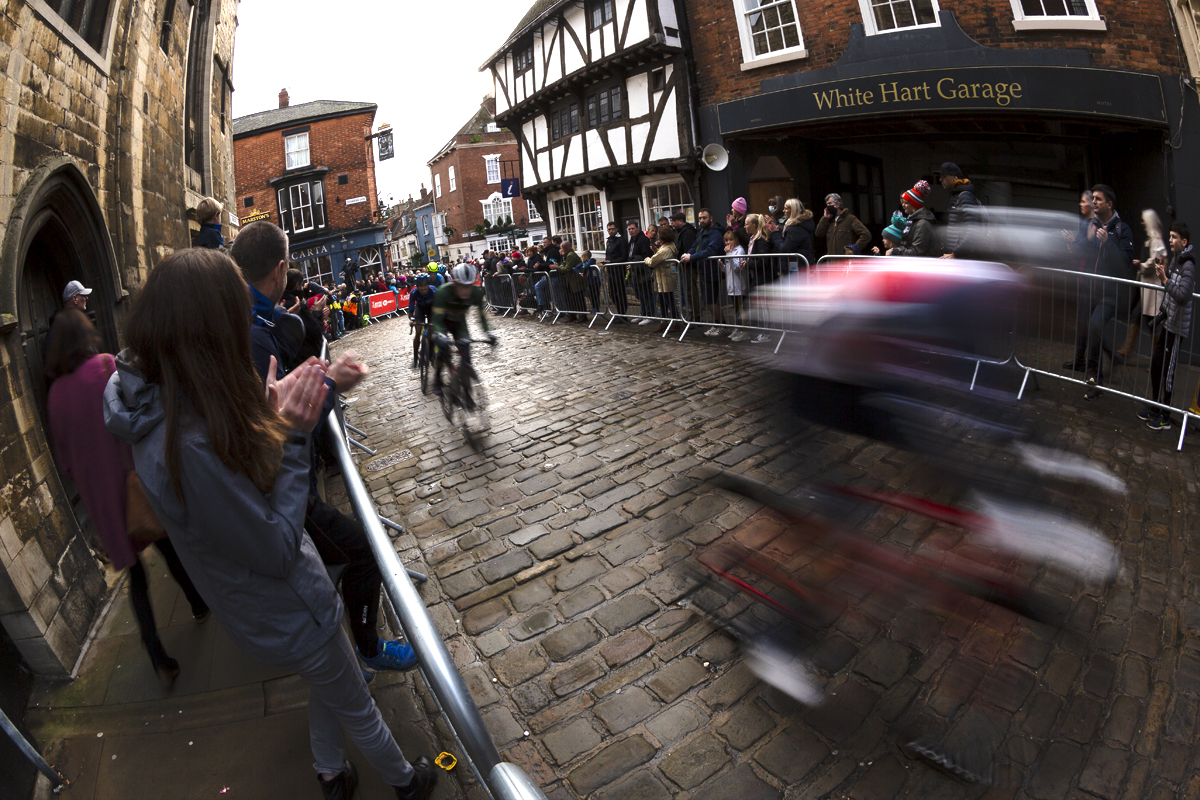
{"left": 629, "top": 317, "right": 642, "bottom": 323}
{"left": 638, "top": 318, "right": 654, "bottom": 326}
{"left": 730, "top": 331, "right": 749, "bottom": 342}
{"left": 752, "top": 334, "right": 770, "bottom": 344}
{"left": 704, "top": 327, "right": 721, "bottom": 336}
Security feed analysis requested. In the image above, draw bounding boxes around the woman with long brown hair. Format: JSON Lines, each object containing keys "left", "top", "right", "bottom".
{"left": 103, "top": 249, "right": 436, "bottom": 800}
{"left": 47, "top": 307, "right": 208, "bottom": 684}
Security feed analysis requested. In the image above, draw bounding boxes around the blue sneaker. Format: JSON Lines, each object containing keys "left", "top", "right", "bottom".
{"left": 358, "top": 639, "right": 418, "bottom": 671}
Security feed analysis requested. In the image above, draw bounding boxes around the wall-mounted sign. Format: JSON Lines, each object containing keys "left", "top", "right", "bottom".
{"left": 377, "top": 129, "right": 394, "bottom": 161}
{"left": 240, "top": 209, "right": 272, "bottom": 224}
{"left": 228, "top": 211, "right": 239, "bottom": 226}
{"left": 717, "top": 66, "right": 1168, "bottom": 135}
{"left": 346, "top": 196, "right": 368, "bottom": 205}
{"left": 427, "top": 248, "right": 437, "bottom": 258}
{"left": 290, "top": 243, "right": 334, "bottom": 260}
{"left": 501, "top": 178, "right": 520, "bottom": 198}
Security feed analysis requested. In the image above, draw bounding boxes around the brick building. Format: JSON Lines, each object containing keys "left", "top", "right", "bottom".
{"left": 0, "top": 0, "right": 239, "bottom": 696}
{"left": 386, "top": 187, "right": 438, "bottom": 269}
{"left": 684, "top": 0, "right": 1200, "bottom": 249}
{"left": 233, "top": 93, "right": 388, "bottom": 286}
{"left": 428, "top": 98, "right": 548, "bottom": 261}
{"left": 482, "top": 0, "right": 698, "bottom": 252}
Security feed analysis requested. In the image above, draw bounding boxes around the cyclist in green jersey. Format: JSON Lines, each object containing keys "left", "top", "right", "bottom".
{"left": 431, "top": 263, "right": 495, "bottom": 395}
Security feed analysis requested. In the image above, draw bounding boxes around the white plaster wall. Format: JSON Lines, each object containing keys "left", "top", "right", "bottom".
{"left": 628, "top": 72, "right": 651, "bottom": 119}
{"left": 648, "top": 92, "right": 680, "bottom": 161}
{"left": 625, "top": 0, "right": 650, "bottom": 46}
{"left": 586, "top": 129, "right": 608, "bottom": 168}
{"left": 563, "top": 7, "right": 586, "bottom": 75}
{"left": 565, "top": 136, "right": 584, "bottom": 176}
{"left": 630, "top": 122, "right": 650, "bottom": 163}
{"left": 609, "top": 127, "right": 629, "bottom": 165}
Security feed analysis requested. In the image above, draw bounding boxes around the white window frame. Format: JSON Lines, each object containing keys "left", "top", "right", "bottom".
{"left": 435, "top": 173, "right": 442, "bottom": 197}
{"left": 527, "top": 200, "right": 543, "bottom": 223}
{"left": 484, "top": 154, "right": 502, "bottom": 184}
{"left": 552, "top": 196, "right": 577, "bottom": 246}
{"left": 642, "top": 177, "right": 694, "bottom": 227}
{"left": 576, "top": 192, "right": 605, "bottom": 254}
{"left": 732, "top": 0, "right": 808, "bottom": 72}
{"left": 856, "top": 0, "right": 941, "bottom": 36}
{"left": 1008, "top": 0, "right": 1105, "bottom": 30}
{"left": 449, "top": 166, "right": 457, "bottom": 192}
{"left": 480, "top": 192, "right": 514, "bottom": 227}
{"left": 487, "top": 234, "right": 513, "bottom": 252}
{"left": 284, "top": 132, "right": 310, "bottom": 169}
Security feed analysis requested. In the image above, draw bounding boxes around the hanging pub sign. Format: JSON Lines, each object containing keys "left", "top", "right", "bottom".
{"left": 501, "top": 178, "right": 520, "bottom": 198}
{"left": 717, "top": 65, "right": 1168, "bottom": 134}
{"left": 240, "top": 209, "right": 272, "bottom": 224}
{"left": 377, "top": 128, "right": 394, "bottom": 161}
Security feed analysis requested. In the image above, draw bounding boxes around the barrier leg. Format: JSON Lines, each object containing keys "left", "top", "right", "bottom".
{"left": 678, "top": 322, "right": 691, "bottom": 342}
{"left": 349, "top": 438, "right": 376, "bottom": 455}
{"left": 774, "top": 331, "right": 786, "bottom": 355}
{"left": 1017, "top": 368, "right": 1032, "bottom": 400}
{"left": 345, "top": 422, "right": 368, "bottom": 437}
{"left": 605, "top": 314, "right": 615, "bottom": 331}
{"left": 1179, "top": 414, "right": 1189, "bottom": 451}
{"left": 1, "top": 706, "right": 65, "bottom": 790}
{"left": 970, "top": 360, "right": 981, "bottom": 392}
{"left": 662, "top": 320, "right": 673, "bottom": 338}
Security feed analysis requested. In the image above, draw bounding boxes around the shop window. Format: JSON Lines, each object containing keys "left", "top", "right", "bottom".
{"left": 553, "top": 197, "right": 577, "bottom": 243}
{"left": 1009, "top": 0, "right": 1105, "bottom": 29}
{"left": 645, "top": 181, "right": 693, "bottom": 225}
{"left": 550, "top": 102, "right": 580, "bottom": 142}
{"left": 733, "top": 0, "right": 807, "bottom": 70}
{"left": 576, "top": 193, "right": 604, "bottom": 253}
{"left": 586, "top": 86, "right": 623, "bottom": 128}
{"left": 857, "top": 0, "right": 939, "bottom": 35}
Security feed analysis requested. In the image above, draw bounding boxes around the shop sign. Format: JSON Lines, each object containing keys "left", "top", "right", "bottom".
{"left": 290, "top": 243, "right": 334, "bottom": 260}
{"left": 717, "top": 66, "right": 1167, "bottom": 134}
{"left": 240, "top": 209, "right": 272, "bottom": 224}
{"left": 346, "top": 196, "right": 368, "bottom": 205}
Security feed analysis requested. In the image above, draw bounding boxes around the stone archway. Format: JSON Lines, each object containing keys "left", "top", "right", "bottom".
{"left": 0, "top": 157, "right": 120, "bottom": 676}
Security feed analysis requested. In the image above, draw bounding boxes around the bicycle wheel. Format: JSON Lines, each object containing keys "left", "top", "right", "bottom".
{"left": 441, "top": 368, "right": 458, "bottom": 423}
{"left": 419, "top": 334, "right": 431, "bottom": 394}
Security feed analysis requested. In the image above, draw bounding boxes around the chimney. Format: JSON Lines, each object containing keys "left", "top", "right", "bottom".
{"left": 483, "top": 95, "right": 496, "bottom": 116}
{"left": 279, "top": 88, "right": 289, "bottom": 108}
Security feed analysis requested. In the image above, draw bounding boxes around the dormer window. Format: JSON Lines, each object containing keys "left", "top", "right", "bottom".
{"left": 589, "top": 0, "right": 614, "bottom": 29}
{"left": 514, "top": 43, "right": 533, "bottom": 76}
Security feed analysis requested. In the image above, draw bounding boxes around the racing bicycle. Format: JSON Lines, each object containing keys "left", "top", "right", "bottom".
{"left": 437, "top": 336, "right": 495, "bottom": 445}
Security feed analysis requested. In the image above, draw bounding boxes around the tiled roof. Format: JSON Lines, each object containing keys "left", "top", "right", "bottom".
{"left": 233, "top": 100, "right": 377, "bottom": 137}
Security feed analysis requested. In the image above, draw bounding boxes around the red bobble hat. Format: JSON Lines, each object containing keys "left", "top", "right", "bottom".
{"left": 902, "top": 180, "right": 931, "bottom": 209}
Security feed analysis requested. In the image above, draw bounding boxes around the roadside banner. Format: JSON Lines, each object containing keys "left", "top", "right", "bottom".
{"left": 366, "top": 291, "right": 409, "bottom": 317}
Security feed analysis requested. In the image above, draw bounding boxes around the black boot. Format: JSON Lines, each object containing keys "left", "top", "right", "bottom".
{"left": 394, "top": 757, "right": 437, "bottom": 800}
{"left": 319, "top": 761, "right": 358, "bottom": 800}
{"left": 146, "top": 637, "right": 180, "bottom": 686}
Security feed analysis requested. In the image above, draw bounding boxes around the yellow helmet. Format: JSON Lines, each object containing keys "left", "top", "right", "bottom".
{"left": 427, "top": 262, "right": 440, "bottom": 273}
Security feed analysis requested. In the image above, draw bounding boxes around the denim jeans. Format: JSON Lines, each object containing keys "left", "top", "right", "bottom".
{"left": 1083, "top": 296, "right": 1117, "bottom": 382}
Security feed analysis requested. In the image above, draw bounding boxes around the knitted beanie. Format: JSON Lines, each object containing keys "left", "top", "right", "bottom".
{"left": 902, "top": 180, "right": 931, "bottom": 209}
{"left": 732, "top": 197, "right": 748, "bottom": 214}
{"left": 882, "top": 221, "right": 905, "bottom": 242}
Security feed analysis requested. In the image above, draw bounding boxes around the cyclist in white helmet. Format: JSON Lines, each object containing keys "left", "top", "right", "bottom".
{"left": 430, "top": 263, "right": 495, "bottom": 395}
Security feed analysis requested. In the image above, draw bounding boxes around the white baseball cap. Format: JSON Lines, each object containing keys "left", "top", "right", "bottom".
{"left": 62, "top": 280, "right": 92, "bottom": 301}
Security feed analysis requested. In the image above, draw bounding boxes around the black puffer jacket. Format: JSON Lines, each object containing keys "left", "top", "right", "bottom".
{"left": 892, "top": 208, "right": 936, "bottom": 257}
{"left": 944, "top": 180, "right": 985, "bottom": 257}
{"left": 1160, "top": 246, "right": 1195, "bottom": 336}
{"left": 773, "top": 212, "right": 817, "bottom": 267}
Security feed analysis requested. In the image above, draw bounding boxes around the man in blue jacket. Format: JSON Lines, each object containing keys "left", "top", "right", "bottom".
{"left": 680, "top": 208, "right": 725, "bottom": 330}
{"left": 232, "top": 222, "right": 418, "bottom": 676}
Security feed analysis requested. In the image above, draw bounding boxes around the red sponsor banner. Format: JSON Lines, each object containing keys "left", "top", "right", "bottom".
{"left": 364, "top": 290, "right": 410, "bottom": 316}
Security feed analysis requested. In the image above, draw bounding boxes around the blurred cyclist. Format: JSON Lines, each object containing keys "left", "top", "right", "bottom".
{"left": 407, "top": 275, "right": 436, "bottom": 368}
{"left": 431, "top": 264, "right": 495, "bottom": 396}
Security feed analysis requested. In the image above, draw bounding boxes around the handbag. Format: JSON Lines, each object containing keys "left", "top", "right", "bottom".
{"left": 127, "top": 470, "right": 167, "bottom": 547}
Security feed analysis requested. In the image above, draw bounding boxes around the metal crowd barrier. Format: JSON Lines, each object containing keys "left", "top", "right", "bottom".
{"left": 546, "top": 270, "right": 595, "bottom": 325}
{"left": 598, "top": 259, "right": 686, "bottom": 336}
{"left": 1014, "top": 266, "right": 1200, "bottom": 450}
{"left": 484, "top": 274, "right": 518, "bottom": 317}
{"left": 676, "top": 253, "right": 810, "bottom": 348}
{"left": 322, "top": 349, "right": 547, "bottom": 800}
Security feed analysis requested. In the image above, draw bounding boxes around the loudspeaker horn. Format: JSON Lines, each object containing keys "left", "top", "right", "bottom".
{"left": 702, "top": 143, "right": 729, "bottom": 172}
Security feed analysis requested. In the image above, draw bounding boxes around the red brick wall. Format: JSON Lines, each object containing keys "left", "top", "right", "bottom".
{"left": 233, "top": 110, "right": 380, "bottom": 232}
{"left": 430, "top": 133, "right": 525, "bottom": 247}
{"left": 684, "top": 0, "right": 1183, "bottom": 106}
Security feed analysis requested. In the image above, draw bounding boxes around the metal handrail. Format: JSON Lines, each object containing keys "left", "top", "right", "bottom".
{"left": 321, "top": 346, "right": 547, "bottom": 800}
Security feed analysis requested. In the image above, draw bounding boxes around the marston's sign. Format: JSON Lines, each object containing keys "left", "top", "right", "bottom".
{"left": 240, "top": 209, "right": 272, "bottom": 224}
{"left": 716, "top": 66, "right": 1167, "bottom": 134}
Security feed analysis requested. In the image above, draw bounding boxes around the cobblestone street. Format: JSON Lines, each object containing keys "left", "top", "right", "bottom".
{"left": 334, "top": 312, "right": 1200, "bottom": 800}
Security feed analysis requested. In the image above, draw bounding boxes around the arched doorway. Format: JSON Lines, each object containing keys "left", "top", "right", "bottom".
{"left": 0, "top": 158, "right": 122, "bottom": 676}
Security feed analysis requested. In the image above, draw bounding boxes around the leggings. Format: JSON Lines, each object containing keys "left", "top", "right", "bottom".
{"left": 128, "top": 538, "right": 207, "bottom": 646}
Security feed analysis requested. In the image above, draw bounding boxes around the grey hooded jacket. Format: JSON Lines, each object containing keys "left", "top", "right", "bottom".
{"left": 1160, "top": 247, "right": 1195, "bottom": 337}
{"left": 102, "top": 352, "right": 343, "bottom": 666}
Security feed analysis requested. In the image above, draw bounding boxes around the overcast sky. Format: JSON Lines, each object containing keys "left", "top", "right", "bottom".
{"left": 231, "top": 1, "right": 529, "bottom": 205}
